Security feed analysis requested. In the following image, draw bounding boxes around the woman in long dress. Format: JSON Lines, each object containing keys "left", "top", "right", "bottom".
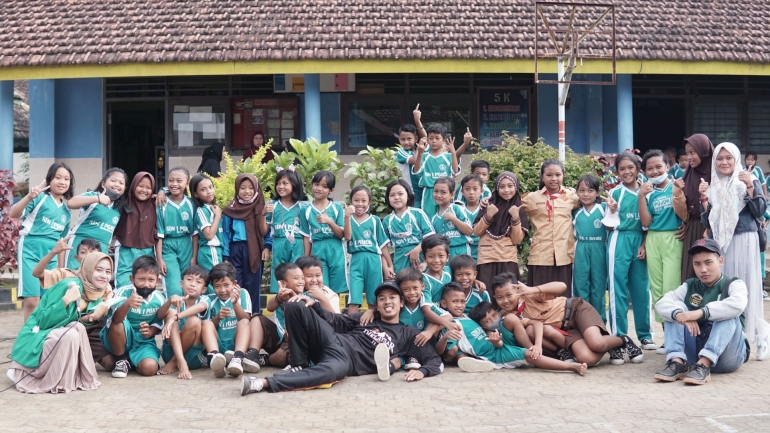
{"left": 700, "top": 142, "right": 770, "bottom": 360}
{"left": 7, "top": 252, "right": 113, "bottom": 393}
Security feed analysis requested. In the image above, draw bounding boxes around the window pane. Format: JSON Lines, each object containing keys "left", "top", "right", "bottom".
{"left": 749, "top": 101, "right": 770, "bottom": 153}
{"left": 232, "top": 97, "right": 299, "bottom": 150}
{"left": 347, "top": 99, "right": 404, "bottom": 149}
{"left": 408, "top": 95, "right": 471, "bottom": 142}
{"left": 693, "top": 103, "right": 741, "bottom": 146}
{"left": 172, "top": 103, "right": 226, "bottom": 149}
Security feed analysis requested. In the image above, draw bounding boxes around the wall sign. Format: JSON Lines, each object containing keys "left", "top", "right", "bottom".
{"left": 478, "top": 88, "right": 530, "bottom": 148}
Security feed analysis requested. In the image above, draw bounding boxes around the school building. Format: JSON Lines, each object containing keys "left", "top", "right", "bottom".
{"left": 2, "top": 1, "right": 770, "bottom": 194}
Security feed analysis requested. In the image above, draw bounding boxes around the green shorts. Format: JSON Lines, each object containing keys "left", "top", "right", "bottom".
{"left": 311, "top": 238, "right": 349, "bottom": 294}
{"left": 269, "top": 237, "right": 304, "bottom": 293}
{"left": 161, "top": 341, "right": 207, "bottom": 370}
{"left": 218, "top": 338, "right": 235, "bottom": 354}
{"left": 349, "top": 251, "right": 383, "bottom": 306}
{"left": 161, "top": 236, "right": 194, "bottom": 297}
{"left": 449, "top": 243, "right": 471, "bottom": 259}
{"left": 99, "top": 319, "right": 161, "bottom": 367}
{"left": 65, "top": 235, "right": 110, "bottom": 271}
{"left": 114, "top": 245, "right": 155, "bottom": 289}
{"left": 488, "top": 344, "right": 527, "bottom": 369}
{"left": 17, "top": 235, "right": 56, "bottom": 298}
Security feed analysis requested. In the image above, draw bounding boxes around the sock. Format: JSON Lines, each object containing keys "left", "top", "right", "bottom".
{"left": 388, "top": 361, "right": 396, "bottom": 375}
{"left": 207, "top": 350, "right": 220, "bottom": 365}
{"left": 234, "top": 350, "right": 244, "bottom": 360}
{"left": 116, "top": 353, "right": 128, "bottom": 362}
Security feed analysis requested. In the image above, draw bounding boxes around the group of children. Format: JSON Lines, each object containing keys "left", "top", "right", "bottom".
{"left": 13, "top": 105, "right": 770, "bottom": 388}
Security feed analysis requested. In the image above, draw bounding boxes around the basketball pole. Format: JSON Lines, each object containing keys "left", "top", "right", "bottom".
{"left": 557, "top": 57, "right": 567, "bottom": 163}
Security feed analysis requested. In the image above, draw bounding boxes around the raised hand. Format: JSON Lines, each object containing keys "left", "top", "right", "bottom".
{"left": 263, "top": 202, "right": 275, "bottom": 216}
{"left": 28, "top": 180, "right": 50, "bottom": 199}
{"left": 52, "top": 235, "right": 74, "bottom": 255}
{"left": 698, "top": 178, "right": 709, "bottom": 198}
{"left": 508, "top": 205, "right": 520, "bottom": 219}
{"left": 673, "top": 178, "right": 685, "bottom": 190}
{"left": 738, "top": 170, "right": 753, "bottom": 188}
{"left": 212, "top": 205, "right": 222, "bottom": 218}
{"left": 413, "top": 103, "right": 421, "bottom": 123}
{"left": 486, "top": 203, "right": 499, "bottom": 218}
{"left": 345, "top": 205, "right": 355, "bottom": 217}
{"left": 639, "top": 182, "right": 653, "bottom": 195}
{"left": 127, "top": 289, "right": 145, "bottom": 308}
{"left": 606, "top": 195, "right": 618, "bottom": 213}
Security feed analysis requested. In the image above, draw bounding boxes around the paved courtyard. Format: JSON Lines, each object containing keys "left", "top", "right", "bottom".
{"left": 1, "top": 306, "right": 769, "bottom": 433}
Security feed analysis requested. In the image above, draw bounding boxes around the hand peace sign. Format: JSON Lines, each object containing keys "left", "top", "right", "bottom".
{"left": 28, "top": 180, "right": 50, "bottom": 199}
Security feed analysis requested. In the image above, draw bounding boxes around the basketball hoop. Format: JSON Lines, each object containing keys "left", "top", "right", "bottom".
{"left": 535, "top": 2, "right": 616, "bottom": 161}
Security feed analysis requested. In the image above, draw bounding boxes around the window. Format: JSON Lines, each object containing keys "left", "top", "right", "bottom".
{"left": 171, "top": 100, "right": 227, "bottom": 150}
{"left": 693, "top": 102, "right": 742, "bottom": 146}
{"left": 344, "top": 96, "right": 406, "bottom": 150}
{"left": 408, "top": 95, "right": 471, "bottom": 142}
{"left": 231, "top": 97, "right": 299, "bottom": 150}
{"left": 749, "top": 101, "right": 770, "bottom": 153}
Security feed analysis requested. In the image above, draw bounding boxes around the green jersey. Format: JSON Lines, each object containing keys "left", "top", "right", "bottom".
{"left": 609, "top": 183, "right": 643, "bottom": 232}
{"left": 347, "top": 215, "right": 389, "bottom": 254}
{"left": 266, "top": 200, "right": 305, "bottom": 242}
{"left": 208, "top": 288, "right": 252, "bottom": 342}
{"left": 397, "top": 147, "right": 423, "bottom": 197}
{"left": 195, "top": 204, "right": 224, "bottom": 247}
{"left": 108, "top": 285, "right": 167, "bottom": 332}
{"left": 423, "top": 268, "right": 452, "bottom": 304}
{"left": 572, "top": 203, "right": 607, "bottom": 243}
{"left": 443, "top": 316, "right": 526, "bottom": 366}
{"left": 645, "top": 181, "right": 681, "bottom": 232}
{"left": 668, "top": 165, "right": 685, "bottom": 179}
{"left": 400, "top": 293, "right": 450, "bottom": 331}
{"left": 19, "top": 193, "right": 71, "bottom": 240}
{"left": 431, "top": 204, "right": 473, "bottom": 249}
{"left": 299, "top": 201, "right": 345, "bottom": 242}
{"left": 461, "top": 204, "right": 481, "bottom": 259}
{"left": 68, "top": 191, "right": 120, "bottom": 245}
{"left": 157, "top": 196, "right": 196, "bottom": 239}
{"left": 463, "top": 286, "right": 491, "bottom": 314}
{"left": 382, "top": 207, "right": 435, "bottom": 251}
{"left": 415, "top": 152, "right": 455, "bottom": 188}
{"left": 170, "top": 295, "right": 212, "bottom": 328}
{"left": 454, "top": 183, "right": 492, "bottom": 205}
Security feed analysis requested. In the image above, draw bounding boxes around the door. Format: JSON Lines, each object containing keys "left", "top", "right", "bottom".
{"left": 108, "top": 101, "right": 166, "bottom": 181}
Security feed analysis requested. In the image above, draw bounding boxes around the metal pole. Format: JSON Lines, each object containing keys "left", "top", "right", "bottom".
{"left": 557, "top": 57, "right": 566, "bottom": 162}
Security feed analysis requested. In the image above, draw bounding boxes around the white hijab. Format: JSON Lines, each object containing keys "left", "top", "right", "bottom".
{"left": 707, "top": 142, "right": 749, "bottom": 251}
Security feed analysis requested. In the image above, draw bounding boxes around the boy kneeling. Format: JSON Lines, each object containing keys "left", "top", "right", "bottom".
{"left": 654, "top": 239, "right": 749, "bottom": 385}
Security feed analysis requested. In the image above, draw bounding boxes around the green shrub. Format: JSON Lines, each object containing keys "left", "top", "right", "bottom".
{"left": 344, "top": 146, "right": 401, "bottom": 218}
{"left": 211, "top": 140, "right": 271, "bottom": 207}
{"left": 263, "top": 138, "right": 342, "bottom": 200}
{"left": 472, "top": 133, "right": 601, "bottom": 272}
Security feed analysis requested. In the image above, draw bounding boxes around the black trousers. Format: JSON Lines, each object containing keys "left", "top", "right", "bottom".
{"left": 266, "top": 302, "right": 352, "bottom": 392}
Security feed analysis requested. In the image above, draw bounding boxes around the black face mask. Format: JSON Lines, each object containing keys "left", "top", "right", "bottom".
{"left": 104, "top": 188, "right": 123, "bottom": 201}
{"left": 136, "top": 287, "right": 156, "bottom": 298}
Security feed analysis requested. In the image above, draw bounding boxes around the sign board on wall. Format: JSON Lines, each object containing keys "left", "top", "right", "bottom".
{"left": 477, "top": 88, "right": 530, "bottom": 148}
{"left": 274, "top": 74, "right": 356, "bottom": 93}
{"left": 232, "top": 97, "right": 299, "bottom": 149}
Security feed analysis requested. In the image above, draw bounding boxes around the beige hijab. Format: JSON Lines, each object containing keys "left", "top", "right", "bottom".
{"left": 75, "top": 252, "right": 114, "bottom": 302}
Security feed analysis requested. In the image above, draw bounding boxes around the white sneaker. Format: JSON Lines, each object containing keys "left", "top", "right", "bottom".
{"left": 374, "top": 343, "right": 391, "bottom": 381}
{"left": 763, "top": 290, "right": 770, "bottom": 302}
{"left": 757, "top": 331, "right": 770, "bottom": 361}
{"left": 656, "top": 345, "right": 667, "bottom": 355}
{"left": 404, "top": 357, "right": 421, "bottom": 371}
{"left": 457, "top": 357, "right": 495, "bottom": 373}
{"left": 112, "top": 359, "right": 130, "bottom": 378}
{"left": 241, "top": 376, "right": 264, "bottom": 396}
{"left": 640, "top": 339, "right": 657, "bottom": 350}
{"left": 228, "top": 357, "right": 244, "bottom": 377}
{"left": 210, "top": 353, "right": 227, "bottom": 378}
{"left": 224, "top": 350, "right": 234, "bottom": 365}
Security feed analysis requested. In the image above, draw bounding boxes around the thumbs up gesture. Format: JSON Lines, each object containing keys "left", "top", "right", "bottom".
{"left": 698, "top": 178, "right": 710, "bottom": 198}
{"left": 738, "top": 168, "right": 753, "bottom": 189}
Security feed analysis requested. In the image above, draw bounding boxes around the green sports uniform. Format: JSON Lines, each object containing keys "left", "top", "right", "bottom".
{"left": 454, "top": 183, "right": 492, "bottom": 205}
{"left": 208, "top": 288, "right": 252, "bottom": 352}
{"left": 463, "top": 286, "right": 491, "bottom": 315}
{"left": 99, "top": 286, "right": 166, "bottom": 367}
{"left": 158, "top": 196, "right": 196, "bottom": 297}
{"left": 431, "top": 204, "right": 472, "bottom": 258}
{"left": 114, "top": 244, "right": 155, "bottom": 289}
{"left": 400, "top": 293, "right": 450, "bottom": 331}
{"left": 299, "top": 202, "right": 348, "bottom": 294}
{"left": 607, "top": 184, "right": 652, "bottom": 341}
{"left": 499, "top": 312, "right": 521, "bottom": 348}
{"left": 382, "top": 207, "right": 435, "bottom": 274}
{"left": 397, "top": 147, "right": 424, "bottom": 208}
{"left": 161, "top": 295, "right": 212, "bottom": 370}
{"left": 572, "top": 203, "right": 608, "bottom": 320}
{"left": 668, "top": 165, "right": 685, "bottom": 179}
{"left": 347, "top": 215, "right": 389, "bottom": 305}
{"left": 443, "top": 316, "right": 527, "bottom": 368}
{"left": 460, "top": 205, "right": 481, "bottom": 260}
{"left": 415, "top": 151, "right": 456, "bottom": 219}
{"left": 644, "top": 181, "right": 683, "bottom": 323}
{"left": 423, "top": 268, "right": 452, "bottom": 304}
{"left": 64, "top": 191, "right": 120, "bottom": 270}
{"left": 17, "top": 193, "right": 72, "bottom": 298}
{"left": 266, "top": 200, "right": 306, "bottom": 293}
{"left": 195, "top": 204, "right": 224, "bottom": 272}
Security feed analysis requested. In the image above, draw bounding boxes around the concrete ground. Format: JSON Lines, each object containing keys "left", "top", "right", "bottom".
{"left": 1, "top": 305, "right": 769, "bottom": 433}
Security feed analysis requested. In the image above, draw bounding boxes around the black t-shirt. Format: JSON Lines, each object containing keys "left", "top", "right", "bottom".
{"left": 311, "top": 303, "right": 443, "bottom": 378}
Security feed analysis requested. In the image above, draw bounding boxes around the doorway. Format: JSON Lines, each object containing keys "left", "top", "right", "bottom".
{"left": 108, "top": 101, "right": 166, "bottom": 185}
{"left": 633, "top": 98, "right": 686, "bottom": 155}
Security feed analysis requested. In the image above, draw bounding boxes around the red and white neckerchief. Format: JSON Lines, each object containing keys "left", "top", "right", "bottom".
{"left": 545, "top": 189, "right": 564, "bottom": 222}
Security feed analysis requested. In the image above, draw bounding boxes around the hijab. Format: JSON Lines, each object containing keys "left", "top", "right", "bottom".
{"left": 681, "top": 134, "right": 714, "bottom": 220}
{"left": 76, "top": 252, "right": 113, "bottom": 302}
{"left": 707, "top": 142, "right": 748, "bottom": 251}
{"left": 474, "top": 172, "right": 529, "bottom": 237}
{"left": 223, "top": 174, "right": 265, "bottom": 272}
{"left": 198, "top": 143, "right": 225, "bottom": 177}
{"left": 114, "top": 172, "right": 157, "bottom": 248}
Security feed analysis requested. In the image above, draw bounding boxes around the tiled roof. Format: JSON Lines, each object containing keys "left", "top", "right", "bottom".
{"left": 1, "top": 1, "right": 769, "bottom": 68}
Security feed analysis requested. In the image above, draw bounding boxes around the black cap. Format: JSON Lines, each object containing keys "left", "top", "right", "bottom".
{"left": 373, "top": 280, "right": 403, "bottom": 299}
{"left": 688, "top": 238, "right": 722, "bottom": 256}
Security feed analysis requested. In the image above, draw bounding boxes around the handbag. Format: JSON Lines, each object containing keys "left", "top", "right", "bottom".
{"left": 755, "top": 215, "right": 767, "bottom": 252}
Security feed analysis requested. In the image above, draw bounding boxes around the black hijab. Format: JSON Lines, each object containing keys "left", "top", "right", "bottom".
{"left": 474, "top": 172, "right": 529, "bottom": 236}
{"left": 198, "top": 143, "right": 225, "bottom": 178}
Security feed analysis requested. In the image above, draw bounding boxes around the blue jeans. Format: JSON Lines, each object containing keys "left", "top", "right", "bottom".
{"left": 664, "top": 302, "right": 747, "bottom": 373}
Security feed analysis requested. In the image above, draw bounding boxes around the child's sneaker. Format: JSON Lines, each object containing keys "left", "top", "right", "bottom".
{"left": 640, "top": 339, "right": 657, "bottom": 350}
{"left": 241, "top": 376, "right": 264, "bottom": 396}
{"left": 112, "top": 359, "right": 130, "bottom": 378}
{"left": 228, "top": 357, "right": 244, "bottom": 377}
{"left": 556, "top": 348, "right": 576, "bottom": 363}
{"left": 621, "top": 335, "right": 644, "bottom": 364}
{"left": 242, "top": 350, "right": 261, "bottom": 374}
{"left": 224, "top": 350, "right": 234, "bottom": 365}
{"left": 656, "top": 344, "right": 667, "bottom": 355}
{"left": 457, "top": 357, "right": 495, "bottom": 373}
{"left": 210, "top": 353, "right": 227, "bottom": 378}
{"left": 608, "top": 347, "right": 625, "bottom": 365}
{"left": 404, "top": 357, "right": 421, "bottom": 371}
{"left": 374, "top": 343, "right": 391, "bottom": 381}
